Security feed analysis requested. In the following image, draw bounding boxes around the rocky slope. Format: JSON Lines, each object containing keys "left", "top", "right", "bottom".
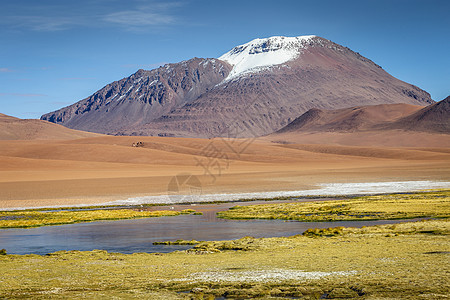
{"left": 41, "top": 58, "right": 231, "bottom": 134}
{"left": 42, "top": 36, "right": 433, "bottom": 137}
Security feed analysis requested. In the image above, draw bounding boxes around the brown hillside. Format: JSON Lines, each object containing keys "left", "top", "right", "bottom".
{"left": 269, "top": 99, "right": 449, "bottom": 147}
{"left": 277, "top": 103, "right": 424, "bottom": 133}
{"left": 0, "top": 113, "right": 101, "bottom": 140}
{"left": 381, "top": 96, "right": 450, "bottom": 133}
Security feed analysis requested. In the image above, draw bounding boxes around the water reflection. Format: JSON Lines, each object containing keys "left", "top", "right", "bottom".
{"left": 0, "top": 199, "right": 420, "bottom": 255}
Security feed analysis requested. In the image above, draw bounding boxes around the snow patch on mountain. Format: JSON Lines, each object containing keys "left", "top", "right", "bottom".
{"left": 218, "top": 35, "right": 316, "bottom": 81}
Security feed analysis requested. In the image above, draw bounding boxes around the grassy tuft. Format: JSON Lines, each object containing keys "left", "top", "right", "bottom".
{"left": 180, "top": 209, "right": 197, "bottom": 215}
{"left": 303, "top": 227, "right": 345, "bottom": 237}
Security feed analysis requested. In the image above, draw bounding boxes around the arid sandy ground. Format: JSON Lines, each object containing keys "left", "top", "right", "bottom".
{"left": 1, "top": 134, "right": 449, "bottom": 209}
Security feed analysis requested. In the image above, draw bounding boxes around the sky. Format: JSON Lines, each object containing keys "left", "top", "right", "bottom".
{"left": 1, "top": 0, "right": 449, "bottom": 119}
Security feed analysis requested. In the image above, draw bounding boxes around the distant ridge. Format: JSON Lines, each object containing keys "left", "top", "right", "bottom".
{"left": 0, "top": 113, "right": 101, "bottom": 140}
{"left": 267, "top": 96, "right": 449, "bottom": 147}
{"left": 276, "top": 103, "right": 425, "bottom": 133}
{"left": 382, "top": 96, "right": 450, "bottom": 133}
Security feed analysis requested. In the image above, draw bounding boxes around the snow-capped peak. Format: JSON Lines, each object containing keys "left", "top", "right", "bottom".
{"left": 218, "top": 35, "right": 316, "bottom": 80}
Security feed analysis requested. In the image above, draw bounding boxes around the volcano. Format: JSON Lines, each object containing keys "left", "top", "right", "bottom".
{"left": 41, "top": 35, "right": 433, "bottom": 137}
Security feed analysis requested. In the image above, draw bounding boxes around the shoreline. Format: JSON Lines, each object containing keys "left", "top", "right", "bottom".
{"left": 2, "top": 180, "right": 449, "bottom": 211}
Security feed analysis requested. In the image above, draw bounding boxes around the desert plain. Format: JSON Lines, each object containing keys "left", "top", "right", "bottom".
{"left": 0, "top": 129, "right": 449, "bottom": 209}
{"left": 0, "top": 112, "right": 449, "bottom": 300}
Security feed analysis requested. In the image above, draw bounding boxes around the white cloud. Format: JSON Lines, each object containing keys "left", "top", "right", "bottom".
{"left": 15, "top": 16, "right": 77, "bottom": 32}
{"left": 104, "top": 10, "right": 174, "bottom": 27}
{"left": 0, "top": 68, "right": 13, "bottom": 73}
{"left": 0, "top": 1, "right": 182, "bottom": 32}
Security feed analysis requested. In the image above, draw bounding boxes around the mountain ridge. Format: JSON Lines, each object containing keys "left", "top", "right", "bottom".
{"left": 41, "top": 35, "right": 434, "bottom": 137}
{"left": 274, "top": 96, "right": 449, "bottom": 136}
{"left": 41, "top": 57, "right": 231, "bottom": 134}
{"left": 276, "top": 103, "right": 426, "bottom": 133}
{"left": 380, "top": 96, "right": 450, "bottom": 133}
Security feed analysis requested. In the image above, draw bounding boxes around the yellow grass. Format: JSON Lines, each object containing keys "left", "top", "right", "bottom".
{"left": 0, "top": 209, "right": 182, "bottom": 229}
{"left": 217, "top": 190, "right": 450, "bottom": 221}
{"left": 0, "top": 219, "right": 449, "bottom": 299}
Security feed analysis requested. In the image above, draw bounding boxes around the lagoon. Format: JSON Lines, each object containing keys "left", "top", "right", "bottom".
{"left": 0, "top": 199, "right": 423, "bottom": 255}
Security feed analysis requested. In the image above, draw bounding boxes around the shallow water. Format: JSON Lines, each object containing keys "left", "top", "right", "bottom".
{"left": 0, "top": 199, "right": 423, "bottom": 255}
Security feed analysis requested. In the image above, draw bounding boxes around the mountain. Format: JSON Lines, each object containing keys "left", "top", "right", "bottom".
{"left": 41, "top": 58, "right": 231, "bottom": 134}
{"left": 0, "top": 113, "right": 101, "bottom": 140}
{"left": 381, "top": 95, "right": 450, "bottom": 133}
{"left": 267, "top": 97, "right": 449, "bottom": 147}
{"left": 276, "top": 96, "right": 449, "bottom": 134}
{"left": 276, "top": 103, "right": 424, "bottom": 133}
{"left": 42, "top": 35, "right": 433, "bottom": 137}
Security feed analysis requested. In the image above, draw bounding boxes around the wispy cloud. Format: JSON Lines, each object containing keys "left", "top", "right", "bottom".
{"left": 0, "top": 93, "right": 48, "bottom": 97}
{"left": 0, "top": 68, "right": 13, "bottom": 73}
{"left": 104, "top": 10, "right": 174, "bottom": 27}
{"left": 1, "top": 1, "right": 183, "bottom": 32}
{"left": 7, "top": 16, "right": 79, "bottom": 32}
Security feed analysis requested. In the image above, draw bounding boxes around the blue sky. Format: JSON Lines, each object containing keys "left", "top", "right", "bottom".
{"left": 1, "top": 0, "right": 449, "bottom": 119}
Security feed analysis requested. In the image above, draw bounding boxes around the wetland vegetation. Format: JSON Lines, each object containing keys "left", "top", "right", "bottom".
{"left": 0, "top": 218, "right": 448, "bottom": 299}
{"left": 217, "top": 190, "right": 450, "bottom": 221}
{"left": 0, "top": 209, "right": 189, "bottom": 229}
{"left": 1, "top": 190, "right": 449, "bottom": 299}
